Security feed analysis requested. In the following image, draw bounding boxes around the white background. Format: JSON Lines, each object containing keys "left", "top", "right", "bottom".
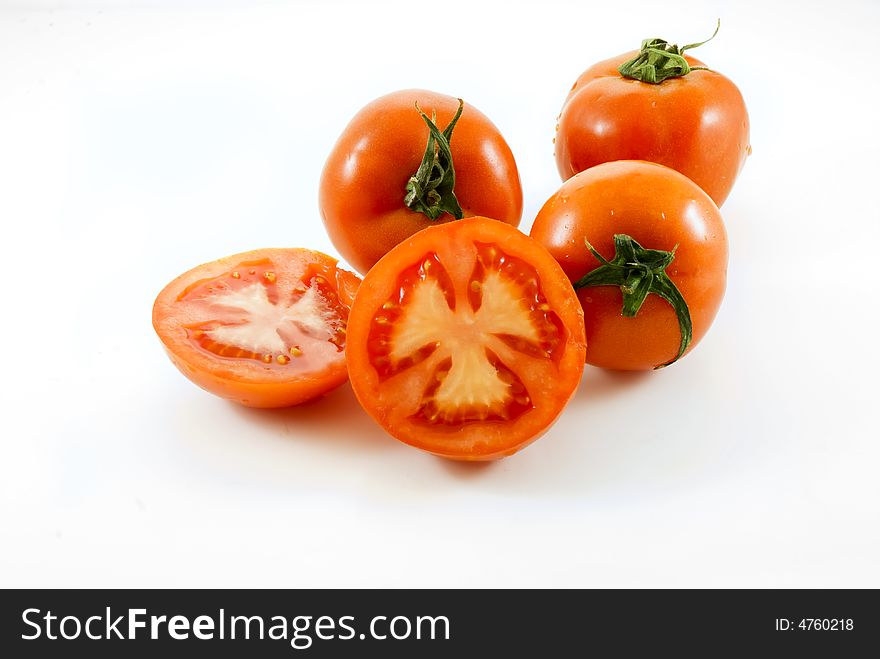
{"left": 1, "top": 0, "right": 878, "bottom": 588}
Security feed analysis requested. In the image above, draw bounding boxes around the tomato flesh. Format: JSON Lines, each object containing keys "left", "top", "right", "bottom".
{"left": 153, "top": 248, "right": 360, "bottom": 408}
{"left": 180, "top": 260, "right": 346, "bottom": 367}
{"left": 368, "top": 244, "right": 563, "bottom": 425}
{"left": 346, "top": 217, "right": 586, "bottom": 460}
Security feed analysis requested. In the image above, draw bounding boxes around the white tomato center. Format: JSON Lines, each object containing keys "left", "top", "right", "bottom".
{"left": 178, "top": 262, "right": 347, "bottom": 367}
{"left": 206, "top": 283, "right": 338, "bottom": 354}
{"left": 368, "top": 245, "right": 563, "bottom": 424}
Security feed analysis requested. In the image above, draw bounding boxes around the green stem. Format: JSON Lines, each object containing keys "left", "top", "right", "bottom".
{"left": 617, "top": 19, "right": 720, "bottom": 84}
{"left": 404, "top": 99, "right": 465, "bottom": 220}
{"left": 573, "top": 234, "right": 693, "bottom": 368}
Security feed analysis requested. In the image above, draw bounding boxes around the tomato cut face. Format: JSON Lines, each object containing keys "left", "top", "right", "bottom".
{"left": 368, "top": 245, "right": 564, "bottom": 423}
{"left": 153, "top": 248, "right": 361, "bottom": 408}
{"left": 346, "top": 217, "right": 587, "bottom": 460}
{"left": 180, "top": 261, "right": 346, "bottom": 368}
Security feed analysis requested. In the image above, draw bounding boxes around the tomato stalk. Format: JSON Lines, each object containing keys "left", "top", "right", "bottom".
{"left": 573, "top": 234, "right": 692, "bottom": 368}
{"left": 617, "top": 19, "right": 719, "bottom": 84}
{"left": 404, "top": 100, "right": 465, "bottom": 220}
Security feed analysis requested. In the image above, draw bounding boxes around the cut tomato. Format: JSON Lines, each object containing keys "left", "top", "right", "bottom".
{"left": 153, "top": 248, "right": 361, "bottom": 408}
{"left": 346, "top": 217, "right": 587, "bottom": 460}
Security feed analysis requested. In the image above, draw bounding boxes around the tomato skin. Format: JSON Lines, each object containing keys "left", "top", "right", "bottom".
{"left": 320, "top": 89, "right": 523, "bottom": 274}
{"left": 555, "top": 52, "right": 750, "bottom": 206}
{"left": 157, "top": 344, "right": 346, "bottom": 409}
{"left": 530, "top": 161, "right": 728, "bottom": 371}
{"left": 346, "top": 217, "right": 586, "bottom": 461}
{"left": 153, "top": 248, "right": 361, "bottom": 408}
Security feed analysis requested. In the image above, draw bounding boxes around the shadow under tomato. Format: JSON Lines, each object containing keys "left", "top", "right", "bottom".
{"left": 431, "top": 368, "right": 656, "bottom": 480}
{"left": 574, "top": 365, "right": 653, "bottom": 403}
{"left": 229, "top": 382, "right": 395, "bottom": 455}
{"left": 437, "top": 458, "right": 501, "bottom": 479}
{"left": 427, "top": 366, "right": 659, "bottom": 489}
{"left": 174, "top": 363, "right": 671, "bottom": 496}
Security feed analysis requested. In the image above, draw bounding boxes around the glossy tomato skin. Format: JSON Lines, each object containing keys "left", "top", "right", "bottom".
{"left": 346, "top": 217, "right": 586, "bottom": 461}
{"left": 531, "top": 161, "right": 727, "bottom": 370}
{"left": 320, "top": 89, "right": 523, "bottom": 274}
{"left": 153, "top": 248, "right": 361, "bottom": 408}
{"left": 555, "top": 53, "right": 750, "bottom": 207}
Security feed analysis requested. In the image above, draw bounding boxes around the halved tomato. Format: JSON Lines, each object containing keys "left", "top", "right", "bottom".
{"left": 346, "top": 217, "right": 587, "bottom": 460}
{"left": 153, "top": 248, "right": 361, "bottom": 408}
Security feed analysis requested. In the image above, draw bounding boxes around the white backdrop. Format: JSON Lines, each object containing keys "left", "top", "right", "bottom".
{"left": 1, "top": 0, "right": 878, "bottom": 587}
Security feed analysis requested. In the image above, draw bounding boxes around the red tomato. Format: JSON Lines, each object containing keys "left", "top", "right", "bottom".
{"left": 153, "top": 248, "right": 361, "bottom": 408}
{"left": 320, "top": 89, "right": 523, "bottom": 274}
{"left": 554, "top": 26, "right": 750, "bottom": 206}
{"left": 346, "top": 217, "right": 586, "bottom": 461}
{"left": 530, "top": 161, "right": 728, "bottom": 370}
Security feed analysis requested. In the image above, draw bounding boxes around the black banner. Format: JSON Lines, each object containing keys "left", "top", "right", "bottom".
{"left": 1, "top": 589, "right": 876, "bottom": 656}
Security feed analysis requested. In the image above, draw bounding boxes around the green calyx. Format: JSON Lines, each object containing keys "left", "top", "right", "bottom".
{"left": 404, "top": 99, "right": 465, "bottom": 220}
{"left": 617, "top": 19, "right": 720, "bottom": 84}
{"left": 573, "top": 234, "right": 692, "bottom": 368}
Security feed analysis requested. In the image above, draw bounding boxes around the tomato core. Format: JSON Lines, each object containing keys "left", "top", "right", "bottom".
{"left": 365, "top": 242, "right": 565, "bottom": 427}
{"left": 177, "top": 258, "right": 348, "bottom": 372}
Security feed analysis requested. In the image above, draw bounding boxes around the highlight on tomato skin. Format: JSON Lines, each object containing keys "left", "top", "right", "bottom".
{"left": 531, "top": 160, "right": 728, "bottom": 371}
{"left": 152, "top": 248, "right": 361, "bottom": 408}
{"left": 345, "top": 217, "right": 587, "bottom": 461}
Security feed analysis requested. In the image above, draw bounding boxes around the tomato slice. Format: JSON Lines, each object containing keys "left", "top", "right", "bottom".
{"left": 153, "top": 248, "right": 361, "bottom": 408}
{"left": 346, "top": 217, "right": 587, "bottom": 460}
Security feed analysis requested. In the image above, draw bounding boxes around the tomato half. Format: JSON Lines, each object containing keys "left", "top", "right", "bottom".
{"left": 554, "top": 29, "right": 750, "bottom": 206}
{"left": 320, "top": 89, "right": 523, "bottom": 274}
{"left": 346, "top": 217, "right": 586, "bottom": 461}
{"left": 153, "top": 248, "right": 361, "bottom": 408}
{"left": 530, "top": 161, "right": 728, "bottom": 370}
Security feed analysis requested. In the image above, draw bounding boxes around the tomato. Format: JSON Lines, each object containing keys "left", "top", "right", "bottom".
{"left": 530, "top": 160, "right": 728, "bottom": 370}
{"left": 554, "top": 25, "right": 750, "bottom": 206}
{"left": 153, "top": 248, "right": 361, "bottom": 408}
{"left": 320, "top": 89, "right": 523, "bottom": 274}
{"left": 345, "top": 217, "right": 586, "bottom": 461}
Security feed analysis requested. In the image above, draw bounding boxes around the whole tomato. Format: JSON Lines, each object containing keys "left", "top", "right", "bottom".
{"left": 320, "top": 89, "right": 523, "bottom": 274}
{"left": 531, "top": 160, "right": 728, "bottom": 370}
{"left": 554, "top": 23, "right": 750, "bottom": 206}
